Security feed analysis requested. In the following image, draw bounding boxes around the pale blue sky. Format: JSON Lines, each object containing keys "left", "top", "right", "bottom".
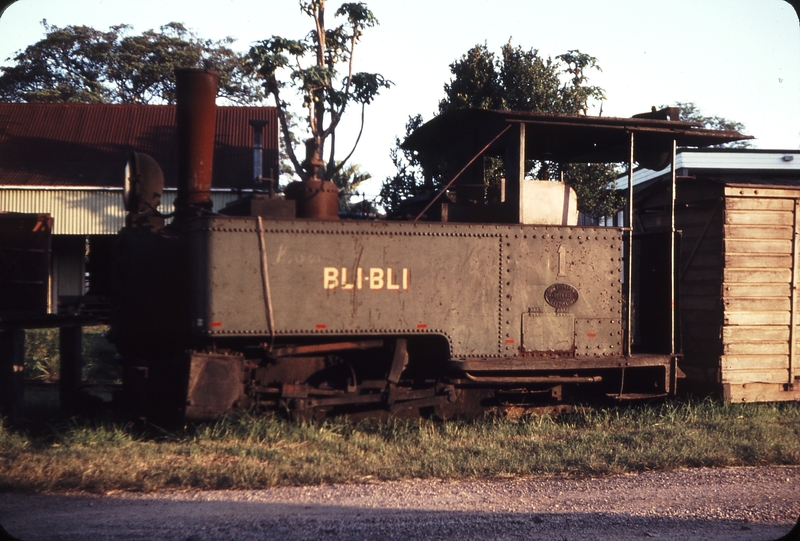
{"left": 1, "top": 0, "right": 798, "bottom": 198}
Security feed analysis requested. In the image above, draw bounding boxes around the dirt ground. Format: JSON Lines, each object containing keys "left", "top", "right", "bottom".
{"left": 0, "top": 466, "right": 798, "bottom": 541}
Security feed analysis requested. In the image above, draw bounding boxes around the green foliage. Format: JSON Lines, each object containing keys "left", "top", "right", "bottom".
{"left": 439, "top": 43, "right": 607, "bottom": 115}
{"left": 0, "top": 21, "right": 262, "bottom": 104}
{"left": 438, "top": 43, "right": 501, "bottom": 111}
{"left": 436, "top": 43, "right": 604, "bottom": 115}
{"left": 383, "top": 41, "right": 621, "bottom": 219}
{"left": 379, "top": 114, "right": 428, "bottom": 215}
{"left": 563, "top": 163, "right": 625, "bottom": 220}
{"left": 330, "top": 161, "right": 378, "bottom": 214}
{"left": 248, "top": 1, "right": 391, "bottom": 183}
{"left": 23, "top": 328, "right": 60, "bottom": 382}
{"left": 23, "top": 326, "right": 120, "bottom": 383}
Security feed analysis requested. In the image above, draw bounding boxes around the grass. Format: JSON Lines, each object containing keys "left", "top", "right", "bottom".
{"left": 1, "top": 399, "right": 798, "bottom": 493}
{"left": 24, "top": 325, "right": 120, "bottom": 383}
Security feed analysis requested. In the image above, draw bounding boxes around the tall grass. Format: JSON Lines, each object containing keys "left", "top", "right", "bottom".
{"left": 1, "top": 399, "right": 798, "bottom": 493}
{"left": 24, "top": 326, "right": 120, "bottom": 382}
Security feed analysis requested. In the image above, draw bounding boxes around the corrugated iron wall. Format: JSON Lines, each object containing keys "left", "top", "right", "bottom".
{"left": 0, "top": 188, "right": 241, "bottom": 235}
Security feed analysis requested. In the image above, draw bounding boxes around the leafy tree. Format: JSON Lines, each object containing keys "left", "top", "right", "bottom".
{"left": 438, "top": 43, "right": 501, "bottom": 112}
{"left": 666, "top": 101, "right": 751, "bottom": 149}
{"left": 436, "top": 43, "right": 601, "bottom": 115}
{"left": 0, "top": 21, "right": 261, "bottom": 104}
{"left": 379, "top": 114, "right": 428, "bottom": 214}
{"left": 247, "top": 1, "right": 391, "bottom": 183}
{"left": 331, "top": 161, "right": 373, "bottom": 212}
{"left": 383, "top": 42, "right": 622, "bottom": 219}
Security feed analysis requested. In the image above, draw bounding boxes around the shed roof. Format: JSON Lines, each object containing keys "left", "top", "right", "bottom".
{"left": 0, "top": 103, "right": 279, "bottom": 189}
{"left": 617, "top": 148, "right": 800, "bottom": 191}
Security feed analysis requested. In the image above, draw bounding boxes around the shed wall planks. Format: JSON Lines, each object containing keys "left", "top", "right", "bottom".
{"left": 724, "top": 225, "right": 792, "bottom": 239}
{"left": 724, "top": 210, "right": 793, "bottom": 226}
{"left": 720, "top": 190, "right": 797, "bottom": 397}
{"left": 725, "top": 198, "right": 795, "bottom": 211}
{"left": 721, "top": 368, "right": 792, "bottom": 385}
{"left": 722, "top": 325, "right": 789, "bottom": 341}
{"left": 721, "top": 355, "right": 791, "bottom": 371}
{"left": 634, "top": 176, "right": 800, "bottom": 401}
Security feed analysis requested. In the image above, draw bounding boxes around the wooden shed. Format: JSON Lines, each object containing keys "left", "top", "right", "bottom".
{"left": 632, "top": 148, "right": 800, "bottom": 402}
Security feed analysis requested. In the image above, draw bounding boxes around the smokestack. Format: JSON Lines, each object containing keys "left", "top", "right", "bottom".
{"left": 174, "top": 68, "right": 219, "bottom": 213}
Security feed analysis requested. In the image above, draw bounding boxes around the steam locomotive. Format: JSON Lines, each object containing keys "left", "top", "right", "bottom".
{"left": 110, "top": 69, "right": 748, "bottom": 423}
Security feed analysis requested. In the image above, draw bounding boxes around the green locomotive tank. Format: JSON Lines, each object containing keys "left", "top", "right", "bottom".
{"left": 110, "top": 70, "right": 750, "bottom": 423}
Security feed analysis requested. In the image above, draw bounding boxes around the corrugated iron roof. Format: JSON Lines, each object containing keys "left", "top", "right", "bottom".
{"left": 0, "top": 103, "right": 279, "bottom": 189}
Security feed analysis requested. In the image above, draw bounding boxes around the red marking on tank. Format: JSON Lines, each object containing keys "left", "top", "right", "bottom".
{"left": 586, "top": 333, "right": 597, "bottom": 338}
{"left": 505, "top": 339, "right": 515, "bottom": 344}
{"left": 210, "top": 322, "right": 222, "bottom": 328}
{"left": 417, "top": 323, "right": 427, "bottom": 329}
{"left": 315, "top": 324, "right": 327, "bottom": 329}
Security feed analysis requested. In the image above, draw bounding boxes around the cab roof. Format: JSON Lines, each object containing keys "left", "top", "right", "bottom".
{"left": 403, "top": 108, "right": 752, "bottom": 164}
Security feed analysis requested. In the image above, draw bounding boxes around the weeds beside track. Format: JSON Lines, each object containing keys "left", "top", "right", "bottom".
{"left": 1, "top": 399, "right": 798, "bottom": 493}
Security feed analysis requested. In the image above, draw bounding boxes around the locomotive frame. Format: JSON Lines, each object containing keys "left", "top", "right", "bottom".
{"left": 110, "top": 70, "right": 750, "bottom": 423}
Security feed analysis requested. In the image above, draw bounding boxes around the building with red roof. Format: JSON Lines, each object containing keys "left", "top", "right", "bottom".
{"left": 0, "top": 103, "right": 279, "bottom": 312}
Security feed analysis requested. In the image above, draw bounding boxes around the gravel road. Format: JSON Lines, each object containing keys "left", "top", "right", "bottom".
{"left": 1, "top": 466, "right": 798, "bottom": 541}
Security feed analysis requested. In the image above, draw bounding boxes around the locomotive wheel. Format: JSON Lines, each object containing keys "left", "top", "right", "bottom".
{"left": 427, "top": 387, "right": 493, "bottom": 420}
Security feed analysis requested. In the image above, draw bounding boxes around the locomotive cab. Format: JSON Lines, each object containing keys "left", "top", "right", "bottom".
{"left": 111, "top": 70, "right": 751, "bottom": 423}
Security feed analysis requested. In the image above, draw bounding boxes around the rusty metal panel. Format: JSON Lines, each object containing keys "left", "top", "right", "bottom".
{"left": 502, "top": 227, "right": 624, "bottom": 357}
{"left": 521, "top": 312, "right": 574, "bottom": 353}
{"left": 184, "top": 353, "right": 248, "bottom": 421}
{"left": 574, "top": 318, "right": 623, "bottom": 358}
{"left": 0, "top": 212, "right": 51, "bottom": 315}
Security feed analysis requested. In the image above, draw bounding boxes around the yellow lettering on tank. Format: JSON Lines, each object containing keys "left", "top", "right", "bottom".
{"left": 369, "top": 268, "right": 385, "bottom": 289}
{"left": 323, "top": 267, "right": 409, "bottom": 290}
{"left": 323, "top": 267, "right": 339, "bottom": 289}
{"left": 387, "top": 268, "right": 400, "bottom": 290}
{"left": 341, "top": 267, "right": 355, "bottom": 290}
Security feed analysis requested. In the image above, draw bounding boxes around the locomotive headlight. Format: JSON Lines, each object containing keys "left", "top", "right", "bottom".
{"left": 123, "top": 152, "right": 164, "bottom": 213}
